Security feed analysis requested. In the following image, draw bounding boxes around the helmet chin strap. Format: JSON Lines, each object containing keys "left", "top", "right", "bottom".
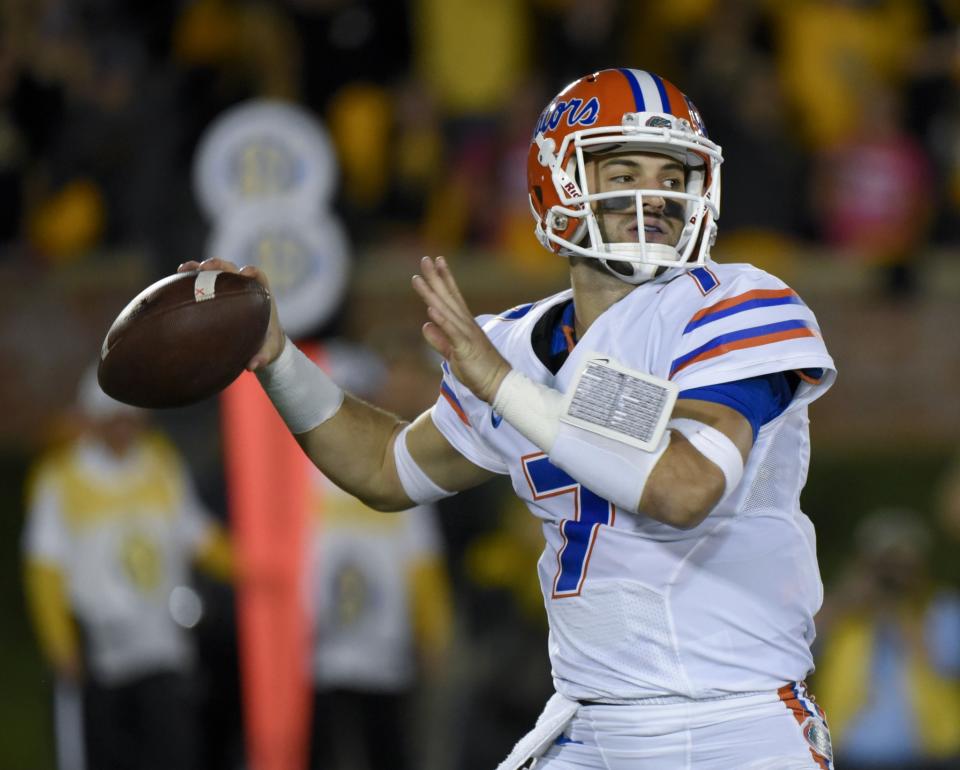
{"left": 599, "top": 242, "right": 679, "bottom": 285}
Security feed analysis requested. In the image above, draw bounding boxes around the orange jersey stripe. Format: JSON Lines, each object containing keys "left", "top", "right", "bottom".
{"left": 672, "top": 327, "right": 816, "bottom": 377}
{"left": 441, "top": 388, "right": 469, "bottom": 426}
{"left": 688, "top": 288, "right": 799, "bottom": 325}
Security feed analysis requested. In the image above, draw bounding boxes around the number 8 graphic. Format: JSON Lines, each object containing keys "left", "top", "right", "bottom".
{"left": 521, "top": 453, "right": 615, "bottom": 598}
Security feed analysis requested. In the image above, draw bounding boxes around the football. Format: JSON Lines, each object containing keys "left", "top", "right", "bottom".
{"left": 98, "top": 270, "right": 271, "bottom": 408}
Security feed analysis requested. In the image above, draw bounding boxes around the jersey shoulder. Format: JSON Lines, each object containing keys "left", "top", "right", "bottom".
{"left": 661, "top": 262, "right": 793, "bottom": 310}
{"left": 479, "top": 290, "right": 572, "bottom": 339}
{"left": 477, "top": 290, "right": 572, "bottom": 358}
{"left": 658, "top": 262, "right": 835, "bottom": 391}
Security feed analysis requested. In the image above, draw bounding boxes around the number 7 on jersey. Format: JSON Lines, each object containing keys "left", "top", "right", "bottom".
{"left": 521, "top": 453, "right": 615, "bottom": 598}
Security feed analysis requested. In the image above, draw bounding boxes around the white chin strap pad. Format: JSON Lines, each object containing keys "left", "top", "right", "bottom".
{"left": 667, "top": 417, "right": 744, "bottom": 500}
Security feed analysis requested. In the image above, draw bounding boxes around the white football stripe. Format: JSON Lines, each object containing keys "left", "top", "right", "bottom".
{"left": 194, "top": 270, "right": 220, "bottom": 302}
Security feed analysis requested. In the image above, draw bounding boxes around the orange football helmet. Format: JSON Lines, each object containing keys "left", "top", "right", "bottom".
{"left": 527, "top": 69, "right": 723, "bottom": 283}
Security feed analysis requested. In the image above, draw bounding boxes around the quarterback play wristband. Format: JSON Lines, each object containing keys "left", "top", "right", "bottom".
{"left": 492, "top": 362, "right": 675, "bottom": 513}
{"left": 255, "top": 337, "right": 344, "bottom": 434}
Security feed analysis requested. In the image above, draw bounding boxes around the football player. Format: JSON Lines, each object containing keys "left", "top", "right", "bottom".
{"left": 182, "top": 68, "right": 836, "bottom": 769}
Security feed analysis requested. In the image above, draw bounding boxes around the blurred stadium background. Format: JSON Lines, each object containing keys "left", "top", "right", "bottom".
{"left": 2, "top": 1, "right": 960, "bottom": 768}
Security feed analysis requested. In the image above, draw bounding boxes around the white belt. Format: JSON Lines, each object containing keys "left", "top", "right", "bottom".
{"left": 495, "top": 691, "right": 580, "bottom": 770}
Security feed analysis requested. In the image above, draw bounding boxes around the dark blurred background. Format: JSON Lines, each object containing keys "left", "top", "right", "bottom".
{"left": 2, "top": 1, "right": 960, "bottom": 769}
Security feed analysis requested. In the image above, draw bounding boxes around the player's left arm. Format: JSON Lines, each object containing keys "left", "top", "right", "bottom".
{"left": 413, "top": 256, "right": 753, "bottom": 530}
{"left": 639, "top": 398, "right": 752, "bottom": 528}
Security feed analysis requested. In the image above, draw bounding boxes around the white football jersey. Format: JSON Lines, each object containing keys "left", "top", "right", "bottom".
{"left": 432, "top": 262, "right": 836, "bottom": 702}
{"left": 23, "top": 434, "right": 214, "bottom": 685}
{"left": 307, "top": 472, "right": 443, "bottom": 691}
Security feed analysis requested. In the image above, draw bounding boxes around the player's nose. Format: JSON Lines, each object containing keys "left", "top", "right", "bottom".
{"left": 642, "top": 192, "right": 666, "bottom": 212}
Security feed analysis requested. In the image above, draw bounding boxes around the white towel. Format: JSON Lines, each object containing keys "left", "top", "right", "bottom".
{"left": 495, "top": 692, "right": 580, "bottom": 770}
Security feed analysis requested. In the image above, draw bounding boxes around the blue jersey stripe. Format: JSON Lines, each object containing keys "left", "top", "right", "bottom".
{"left": 440, "top": 380, "right": 463, "bottom": 409}
{"left": 618, "top": 68, "right": 645, "bottom": 111}
{"left": 670, "top": 319, "right": 811, "bottom": 374}
{"left": 683, "top": 294, "right": 804, "bottom": 334}
{"left": 500, "top": 302, "right": 535, "bottom": 320}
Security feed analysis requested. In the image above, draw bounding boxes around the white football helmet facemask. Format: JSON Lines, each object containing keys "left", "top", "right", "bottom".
{"left": 528, "top": 69, "right": 723, "bottom": 284}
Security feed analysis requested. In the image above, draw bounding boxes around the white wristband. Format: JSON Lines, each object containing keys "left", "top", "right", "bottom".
{"left": 393, "top": 424, "right": 455, "bottom": 504}
{"left": 255, "top": 337, "right": 344, "bottom": 434}
{"left": 667, "top": 418, "right": 744, "bottom": 500}
{"left": 492, "top": 370, "right": 564, "bottom": 451}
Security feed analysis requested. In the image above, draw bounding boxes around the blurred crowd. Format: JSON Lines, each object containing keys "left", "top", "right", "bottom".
{"left": 1, "top": 0, "right": 959, "bottom": 283}
{"left": 3, "top": 1, "right": 960, "bottom": 769}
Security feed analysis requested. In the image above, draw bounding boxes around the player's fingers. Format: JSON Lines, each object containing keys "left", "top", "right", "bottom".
{"left": 421, "top": 321, "right": 452, "bottom": 359}
{"left": 418, "top": 257, "right": 468, "bottom": 320}
{"left": 177, "top": 261, "right": 201, "bottom": 273}
{"left": 412, "top": 272, "right": 461, "bottom": 327}
{"left": 427, "top": 305, "right": 489, "bottom": 365}
{"left": 238, "top": 264, "right": 272, "bottom": 290}
{"left": 198, "top": 257, "right": 241, "bottom": 273}
{"left": 433, "top": 256, "right": 470, "bottom": 308}
{"left": 424, "top": 300, "right": 459, "bottom": 338}
{"left": 247, "top": 351, "right": 272, "bottom": 371}
{"left": 414, "top": 262, "right": 476, "bottom": 335}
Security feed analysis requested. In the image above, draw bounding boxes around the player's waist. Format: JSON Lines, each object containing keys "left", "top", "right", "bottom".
{"left": 573, "top": 686, "right": 805, "bottom": 731}
{"left": 577, "top": 688, "right": 767, "bottom": 707}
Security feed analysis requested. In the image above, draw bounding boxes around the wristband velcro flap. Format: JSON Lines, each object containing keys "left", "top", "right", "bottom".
{"left": 561, "top": 355, "right": 678, "bottom": 452}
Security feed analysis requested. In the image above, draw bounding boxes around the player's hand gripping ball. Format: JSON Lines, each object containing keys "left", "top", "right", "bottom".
{"left": 98, "top": 270, "right": 271, "bottom": 408}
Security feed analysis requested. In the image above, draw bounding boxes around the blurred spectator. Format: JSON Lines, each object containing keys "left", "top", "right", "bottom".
{"left": 285, "top": 0, "right": 412, "bottom": 114}
{"left": 771, "top": 0, "right": 925, "bottom": 150}
{"left": 384, "top": 78, "right": 444, "bottom": 235}
{"left": 810, "top": 83, "right": 934, "bottom": 295}
{"left": 26, "top": 177, "right": 105, "bottom": 264}
{"left": 935, "top": 458, "right": 960, "bottom": 583}
{"left": 456, "top": 496, "right": 552, "bottom": 770}
{"left": 532, "top": 0, "right": 627, "bottom": 86}
{"left": 621, "top": 0, "right": 720, "bottom": 79}
{"left": 692, "top": 37, "right": 808, "bottom": 272}
{"left": 21, "top": 366, "right": 233, "bottom": 770}
{"left": 813, "top": 508, "right": 960, "bottom": 770}
{"left": 413, "top": 0, "right": 529, "bottom": 119}
{"left": 0, "top": 43, "right": 31, "bottom": 246}
{"left": 306, "top": 339, "right": 454, "bottom": 770}
{"left": 327, "top": 82, "right": 393, "bottom": 216}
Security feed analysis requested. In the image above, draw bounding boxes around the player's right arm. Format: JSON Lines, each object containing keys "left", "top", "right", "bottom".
{"left": 294, "top": 394, "right": 494, "bottom": 510}
{"left": 178, "top": 259, "right": 495, "bottom": 511}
